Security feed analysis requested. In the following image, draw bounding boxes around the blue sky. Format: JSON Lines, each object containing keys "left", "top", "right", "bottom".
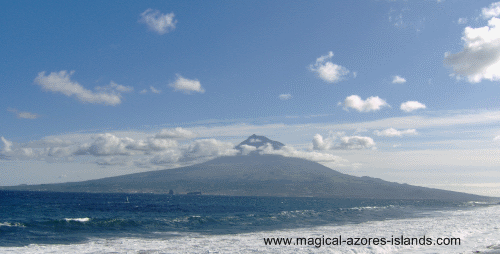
{"left": 2, "top": 0, "right": 500, "bottom": 196}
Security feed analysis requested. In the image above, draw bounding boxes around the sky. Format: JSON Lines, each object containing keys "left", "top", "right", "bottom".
{"left": 2, "top": 0, "right": 500, "bottom": 196}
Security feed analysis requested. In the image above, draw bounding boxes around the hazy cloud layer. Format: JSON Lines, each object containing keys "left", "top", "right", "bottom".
{"left": 169, "top": 75, "right": 205, "bottom": 94}
{"left": 341, "top": 95, "right": 389, "bottom": 112}
{"left": 400, "top": 101, "right": 426, "bottom": 112}
{"left": 95, "top": 81, "right": 133, "bottom": 93}
{"left": 34, "top": 71, "right": 130, "bottom": 106}
{"left": 139, "top": 9, "right": 177, "bottom": 35}
{"left": 155, "top": 127, "right": 196, "bottom": 140}
{"left": 374, "top": 128, "right": 417, "bottom": 137}
{"left": 457, "top": 18, "right": 468, "bottom": 24}
{"left": 309, "top": 51, "right": 350, "bottom": 83}
{"left": 444, "top": 17, "right": 500, "bottom": 83}
{"left": 279, "top": 94, "right": 292, "bottom": 100}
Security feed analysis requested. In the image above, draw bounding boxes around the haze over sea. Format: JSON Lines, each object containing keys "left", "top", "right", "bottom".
{"left": 1, "top": 190, "right": 499, "bottom": 253}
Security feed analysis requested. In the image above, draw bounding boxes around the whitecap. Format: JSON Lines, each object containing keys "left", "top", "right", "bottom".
{"left": 64, "top": 218, "right": 90, "bottom": 222}
{"left": 0, "top": 222, "right": 24, "bottom": 227}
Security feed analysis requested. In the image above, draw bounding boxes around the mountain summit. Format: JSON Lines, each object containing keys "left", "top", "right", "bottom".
{"left": 235, "top": 134, "right": 284, "bottom": 152}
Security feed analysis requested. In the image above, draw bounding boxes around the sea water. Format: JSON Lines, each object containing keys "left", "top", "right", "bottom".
{"left": 1, "top": 190, "right": 499, "bottom": 253}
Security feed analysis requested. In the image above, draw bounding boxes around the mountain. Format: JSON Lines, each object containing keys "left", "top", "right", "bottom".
{"left": 235, "top": 134, "right": 284, "bottom": 152}
{"left": 1, "top": 135, "right": 495, "bottom": 201}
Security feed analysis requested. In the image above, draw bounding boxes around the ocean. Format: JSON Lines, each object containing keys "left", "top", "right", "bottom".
{"left": 1, "top": 190, "right": 499, "bottom": 253}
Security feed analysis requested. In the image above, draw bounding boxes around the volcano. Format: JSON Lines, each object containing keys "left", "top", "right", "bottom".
{"left": 1, "top": 135, "right": 494, "bottom": 201}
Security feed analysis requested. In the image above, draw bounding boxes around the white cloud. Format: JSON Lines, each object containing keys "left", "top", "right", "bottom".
{"left": 155, "top": 127, "right": 196, "bottom": 139}
{"left": 392, "top": 75, "right": 406, "bottom": 84}
{"left": 482, "top": 2, "right": 500, "bottom": 19}
{"left": 7, "top": 108, "right": 39, "bottom": 119}
{"left": 139, "top": 9, "right": 177, "bottom": 35}
{"left": 127, "top": 138, "right": 178, "bottom": 152}
{"left": 309, "top": 51, "right": 350, "bottom": 83}
{"left": 312, "top": 133, "right": 333, "bottom": 150}
{"left": 140, "top": 86, "right": 161, "bottom": 94}
{"left": 74, "top": 132, "right": 181, "bottom": 157}
{"left": 444, "top": 17, "right": 500, "bottom": 83}
{"left": 457, "top": 18, "right": 468, "bottom": 24}
{"left": 46, "top": 146, "right": 75, "bottom": 157}
{"left": 312, "top": 133, "right": 375, "bottom": 150}
{"left": 1, "top": 137, "right": 13, "bottom": 153}
{"left": 182, "top": 139, "right": 238, "bottom": 161}
{"left": 149, "top": 149, "right": 183, "bottom": 165}
{"left": 75, "top": 133, "right": 137, "bottom": 156}
{"left": 400, "top": 101, "right": 426, "bottom": 112}
{"left": 17, "top": 112, "right": 40, "bottom": 119}
{"left": 169, "top": 75, "right": 205, "bottom": 94}
{"left": 239, "top": 144, "right": 257, "bottom": 155}
{"left": 374, "top": 128, "right": 417, "bottom": 137}
{"left": 338, "top": 136, "right": 376, "bottom": 150}
{"left": 0, "top": 137, "right": 50, "bottom": 160}
{"left": 279, "top": 94, "right": 292, "bottom": 100}
{"left": 34, "top": 71, "right": 124, "bottom": 106}
{"left": 494, "top": 135, "right": 500, "bottom": 141}
{"left": 341, "top": 95, "right": 389, "bottom": 112}
{"left": 150, "top": 86, "right": 161, "bottom": 94}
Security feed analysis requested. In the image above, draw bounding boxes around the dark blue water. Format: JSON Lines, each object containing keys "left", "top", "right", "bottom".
{"left": 0, "top": 190, "right": 470, "bottom": 247}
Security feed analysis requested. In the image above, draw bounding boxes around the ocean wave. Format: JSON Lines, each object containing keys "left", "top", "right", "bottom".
{"left": 0, "top": 222, "right": 25, "bottom": 227}
{"left": 64, "top": 218, "right": 90, "bottom": 223}
{"left": 340, "top": 205, "right": 394, "bottom": 211}
{"left": 1, "top": 206, "right": 500, "bottom": 254}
